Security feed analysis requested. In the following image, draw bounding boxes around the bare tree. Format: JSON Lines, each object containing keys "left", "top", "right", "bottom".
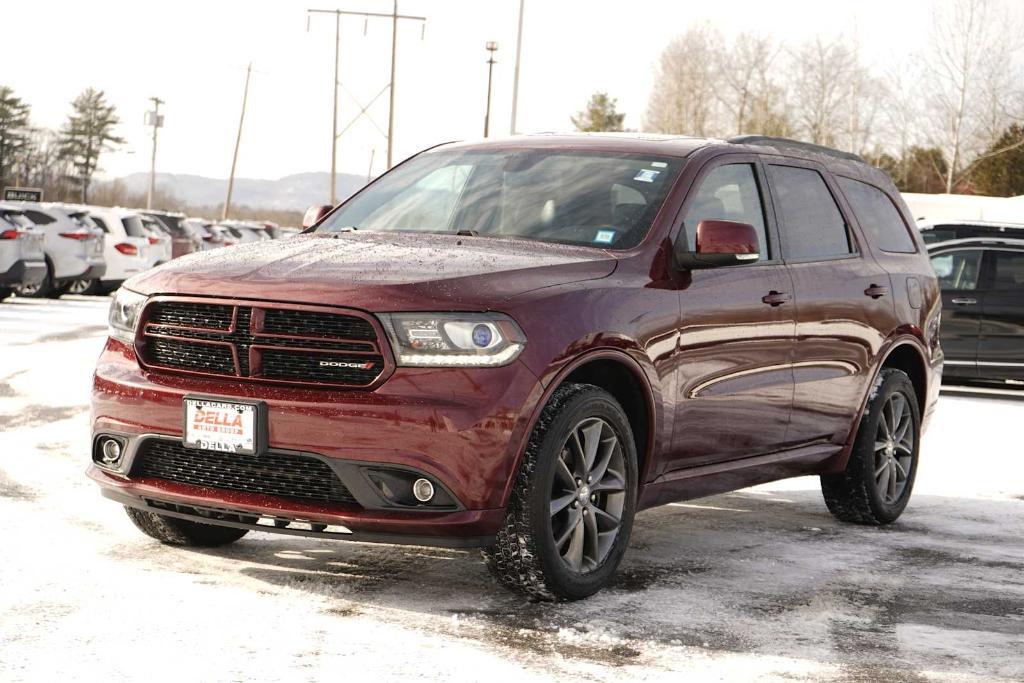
{"left": 790, "top": 37, "right": 856, "bottom": 146}
{"left": 645, "top": 25, "right": 722, "bottom": 136}
{"left": 924, "top": 0, "right": 1023, "bottom": 192}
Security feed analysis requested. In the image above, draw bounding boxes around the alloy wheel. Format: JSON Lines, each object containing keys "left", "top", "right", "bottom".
{"left": 873, "top": 392, "right": 915, "bottom": 504}
{"left": 66, "top": 279, "right": 91, "bottom": 294}
{"left": 550, "top": 417, "right": 627, "bottom": 573}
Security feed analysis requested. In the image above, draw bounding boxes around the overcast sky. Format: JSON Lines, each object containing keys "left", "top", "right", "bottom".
{"left": 6, "top": 0, "right": 938, "bottom": 187}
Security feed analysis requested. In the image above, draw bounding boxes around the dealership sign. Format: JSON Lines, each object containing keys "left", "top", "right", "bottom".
{"left": 3, "top": 187, "right": 43, "bottom": 202}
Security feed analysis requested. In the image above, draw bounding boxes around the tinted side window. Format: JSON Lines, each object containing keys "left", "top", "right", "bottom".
{"left": 768, "top": 165, "right": 852, "bottom": 260}
{"left": 931, "top": 250, "right": 983, "bottom": 290}
{"left": 990, "top": 250, "right": 1024, "bottom": 291}
{"left": 838, "top": 178, "right": 916, "bottom": 253}
{"left": 683, "top": 163, "right": 770, "bottom": 258}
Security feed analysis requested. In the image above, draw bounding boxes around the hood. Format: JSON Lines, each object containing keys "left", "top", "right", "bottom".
{"left": 127, "top": 232, "right": 617, "bottom": 310}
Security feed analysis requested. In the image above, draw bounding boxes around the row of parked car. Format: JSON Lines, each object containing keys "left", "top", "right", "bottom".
{"left": 0, "top": 202, "right": 298, "bottom": 300}
{"left": 920, "top": 220, "right": 1024, "bottom": 387}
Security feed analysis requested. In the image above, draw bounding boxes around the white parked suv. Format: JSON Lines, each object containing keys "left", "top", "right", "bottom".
{"left": 84, "top": 207, "right": 154, "bottom": 294}
{"left": 14, "top": 202, "right": 105, "bottom": 298}
{"left": 139, "top": 214, "right": 172, "bottom": 266}
{"left": 0, "top": 203, "right": 46, "bottom": 302}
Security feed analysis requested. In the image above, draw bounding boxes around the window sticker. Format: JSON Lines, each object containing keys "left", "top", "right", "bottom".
{"left": 650, "top": 161, "right": 668, "bottom": 168}
{"left": 594, "top": 229, "right": 617, "bottom": 244}
{"left": 634, "top": 169, "right": 660, "bottom": 183}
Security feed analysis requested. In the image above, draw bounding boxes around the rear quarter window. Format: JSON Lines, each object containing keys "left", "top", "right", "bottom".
{"left": 838, "top": 178, "right": 917, "bottom": 253}
{"left": 23, "top": 210, "right": 55, "bottom": 225}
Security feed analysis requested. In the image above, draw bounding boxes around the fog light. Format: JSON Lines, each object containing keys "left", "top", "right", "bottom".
{"left": 412, "top": 478, "right": 435, "bottom": 503}
{"left": 101, "top": 438, "right": 122, "bottom": 464}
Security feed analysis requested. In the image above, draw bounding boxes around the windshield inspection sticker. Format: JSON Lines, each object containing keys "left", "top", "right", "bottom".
{"left": 634, "top": 169, "right": 660, "bottom": 183}
{"left": 650, "top": 161, "right": 668, "bottom": 168}
{"left": 594, "top": 230, "right": 617, "bottom": 244}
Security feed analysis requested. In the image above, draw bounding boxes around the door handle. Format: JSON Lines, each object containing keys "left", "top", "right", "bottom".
{"left": 864, "top": 284, "right": 889, "bottom": 299}
{"left": 762, "top": 291, "right": 792, "bottom": 306}
{"left": 950, "top": 297, "right": 977, "bottom": 305}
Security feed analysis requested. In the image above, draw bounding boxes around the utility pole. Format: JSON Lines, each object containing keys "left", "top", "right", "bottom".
{"left": 331, "top": 11, "right": 340, "bottom": 204}
{"left": 509, "top": 0, "right": 525, "bottom": 135}
{"left": 308, "top": 6, "right": 425, "bottom": 194}
{"left": 145, "top": 97, "right": 165, "bottom": 210}
{"left": 223, "top": 63, "right": 252, "bottom": 221}
{"left": 386, "top": 0, "right": 399, "bottom": 168}
{"left": 484, "top": 42, "right": 498, "bottom": 138}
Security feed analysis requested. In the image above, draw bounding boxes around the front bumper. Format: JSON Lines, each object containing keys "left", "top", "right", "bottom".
{"left": 90, "top": 338, "right": 545, "bottom": 545}
{"left": 0, "top": 259, "right": 45, "bottom": 286}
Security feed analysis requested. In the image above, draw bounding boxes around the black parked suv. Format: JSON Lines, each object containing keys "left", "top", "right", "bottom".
{"left": 928, "top": 237, "right": 1024, "bottom": 385}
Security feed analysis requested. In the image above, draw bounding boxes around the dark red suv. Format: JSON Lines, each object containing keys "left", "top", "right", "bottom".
{"left": 91, "top": 134, "right": 941, "bottom": 600}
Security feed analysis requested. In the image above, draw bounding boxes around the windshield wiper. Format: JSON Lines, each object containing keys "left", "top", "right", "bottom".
{"left": 455, "top": 229, "right": 479, "bottom": 237}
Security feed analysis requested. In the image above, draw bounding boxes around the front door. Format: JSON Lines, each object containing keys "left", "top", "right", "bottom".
{"left": 930, "top": 248, "right": 985, "bottom": 380}
{"left": 668, "top": 158, "right": 796, "bottom": 471}
{"left": 978, "top": 248, "right": 1024, "bottom": 382}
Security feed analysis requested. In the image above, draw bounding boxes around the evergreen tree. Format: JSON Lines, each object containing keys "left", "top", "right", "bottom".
{"left": 571, "top": 92, "right": 626, "bottom": 133}
{"left": 58, "top": 88, "right": 123, "bottom": 202}
{"left": 970, "top": 124, "right": 1024, "bottom": 197}
{"left": 0, "top": 86, "right": 32, "bottom": 188}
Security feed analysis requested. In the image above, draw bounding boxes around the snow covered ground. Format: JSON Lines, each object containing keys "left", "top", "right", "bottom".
{"left": 1, "top": 295, "right": 1022, "bottom": 682}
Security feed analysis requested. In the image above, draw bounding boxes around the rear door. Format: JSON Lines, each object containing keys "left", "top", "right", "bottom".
{"left": 765, "top": 159, "right": 899, "bottom": 450}
{"left": 668, "top": 156, "right": 796, "bottom": 470}
{"left": 929, "top": 248, "right": 985, "bottom": 379}
{"left": 977, "top": 248, "right": 1024, "bottom": 382}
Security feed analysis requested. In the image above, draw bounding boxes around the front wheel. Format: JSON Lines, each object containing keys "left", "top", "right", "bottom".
{"left": 484, "top": 383, "right": 638, "bottom": 601}
{"left": 821, "top": 368, "right": 920, "bottom": 525}
{"left": 0, "top": 287, "right": 11, "bottom": 302}
{"left": 124, "top": 507, "right": 249, "bottom": 547}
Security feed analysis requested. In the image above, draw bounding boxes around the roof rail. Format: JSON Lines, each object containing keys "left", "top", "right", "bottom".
{"left": 727, "top": 135, "right": 865, "bottom": 163}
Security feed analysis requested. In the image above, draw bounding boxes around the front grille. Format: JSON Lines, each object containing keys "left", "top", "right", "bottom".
{"left": 131, "top": 439, "right": 358, "bottom": 506}
{"left": 138, "top": 299, "right": 388, "bottom": 388}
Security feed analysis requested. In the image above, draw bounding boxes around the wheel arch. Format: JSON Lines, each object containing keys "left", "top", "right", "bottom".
{"left": 502, "top": 348, "right": 661, "bottom": 507}
{"left": 828, "top": 337, "right": 929, "bottom": 473}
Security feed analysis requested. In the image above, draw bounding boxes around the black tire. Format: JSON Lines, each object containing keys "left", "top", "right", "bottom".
{"left": 821, "top": 368, "right": 920, "bottom": 525}
{"left": 0, "top": 287, "right": 11, "bottom": 302}
{"left": 124, "top": 506, "right": 249, "bottom": 547}
{"left": 16, "top": 258, "right": 58, "bottom": 298}
{"left": 483, "top": 383, "right": 638, "bottom": 601}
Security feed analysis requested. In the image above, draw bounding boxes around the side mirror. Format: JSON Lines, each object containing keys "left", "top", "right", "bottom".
{"left": 676, "top": 219, "right": 760, "bottom": 269}
{"left": 302, "top": 204, "right": 334, "bottom": 230}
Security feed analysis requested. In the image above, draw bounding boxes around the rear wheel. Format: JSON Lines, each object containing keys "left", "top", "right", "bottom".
{"left": 821, "top": 368, "right": 920, "bottom": 525}
{"left": 124, "top": 506, "right": 249, "bottom": 547}
{"left": 484, "top": 383, "right": 637, "bottom": 601}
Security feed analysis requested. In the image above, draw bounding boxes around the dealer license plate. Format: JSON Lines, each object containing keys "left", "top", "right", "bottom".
{"left": 184, "top": 397, "right": 258, "bottom": 455}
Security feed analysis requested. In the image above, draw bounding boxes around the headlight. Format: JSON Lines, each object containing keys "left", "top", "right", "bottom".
{"left": 108, "top": 288, "right": 147, "bottom": 345}
{"left": 378, "top": 313, "right": 526, "bottom": 367}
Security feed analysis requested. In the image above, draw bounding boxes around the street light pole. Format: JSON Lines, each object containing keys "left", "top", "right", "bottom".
{"left": 146, "top": 96, "right": 164, "bottom": 210}
{"left": 510, "top": 0, "right": 525, "bottom": 135}
{"left": 484, "top": 42, "right": 498, "bottom": 138}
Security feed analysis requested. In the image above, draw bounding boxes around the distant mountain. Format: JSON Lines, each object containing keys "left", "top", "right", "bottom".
{"left": 116, "top": 171, "right": 368, "bottom": 212}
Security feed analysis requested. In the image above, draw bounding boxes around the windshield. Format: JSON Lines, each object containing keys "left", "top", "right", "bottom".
{"left": 317, "top": 149, "right": 684, "bottom": 249}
